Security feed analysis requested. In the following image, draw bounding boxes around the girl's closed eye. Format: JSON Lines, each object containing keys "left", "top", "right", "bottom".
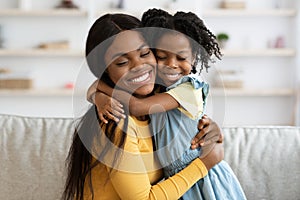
{"left": 177, "top": 56, "right": 187, "bottom": 61}
{"left": 156, "top": 51, "right": 167, "bottom": 60}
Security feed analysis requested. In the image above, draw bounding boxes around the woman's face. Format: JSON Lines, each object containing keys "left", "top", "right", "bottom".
{"left": 155, "top": 32, "right": 194, "bottom": 86}
{"left": 104, "top": 31, "right": 157, "bottom": 97}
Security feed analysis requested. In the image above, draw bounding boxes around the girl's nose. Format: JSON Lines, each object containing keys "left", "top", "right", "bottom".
{"left": 166, "top": 58, "right": 178, "bottom": 69}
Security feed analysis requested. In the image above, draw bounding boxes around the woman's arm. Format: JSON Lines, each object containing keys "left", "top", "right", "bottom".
{"left": 109, "top": 158, "right": 208, "bottom": 200}
{"left": 106, "top": 122, "right": 223, "bottom": 200}
{"left": 191, "top": 115, "right": 223, "bottom": 149}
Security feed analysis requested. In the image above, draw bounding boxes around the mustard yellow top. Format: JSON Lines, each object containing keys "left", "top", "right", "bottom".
{"left": 83, "top": 116, "right": 208, "bottom": 200}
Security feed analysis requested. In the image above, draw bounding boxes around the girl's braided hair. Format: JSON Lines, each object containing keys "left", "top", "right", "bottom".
{"left": 142, "top": 8, "right": 222, "bottom": 73}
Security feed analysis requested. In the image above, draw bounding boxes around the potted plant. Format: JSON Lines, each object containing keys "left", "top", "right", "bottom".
{"left": 216, "top": 32, "right": 229, "bottom": 49}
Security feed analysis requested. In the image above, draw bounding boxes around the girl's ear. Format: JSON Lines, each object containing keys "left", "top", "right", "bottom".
{"left": 191, "top": 53, "right": 197, "bottom": 65}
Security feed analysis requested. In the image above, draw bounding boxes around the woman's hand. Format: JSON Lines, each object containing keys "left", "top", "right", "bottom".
{"left": 191, "top": 115, "right": 223, "bottom": 150}
{"left": 199, "top": 142, "right": 224, "bottom": 171}
{"left": 94, "top": 92, "right": 125, "bottom": 124}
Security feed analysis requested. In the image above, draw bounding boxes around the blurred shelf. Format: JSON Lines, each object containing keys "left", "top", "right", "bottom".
{"left": 0, "top": 88, "right": 79, "bottom": 97}
{"left": 203, "top": 9, "right": 297, "bottom": 17}
{"left": 211, "top": 88, "right": 295, "bottom": 97}
{"left": 221, "top": 48, "right": 296, "bottom": 57}
{"left": 0, "top": 49, "right": 84, "bottom": 57}
{"left": 1, "top": 88, "right": 294, "bottom": 97}
{"left": 0, "top": 9, "right": 87, "bottom": 17}
{"left": 96, "top": 9, "right": 141, "bottom": 18}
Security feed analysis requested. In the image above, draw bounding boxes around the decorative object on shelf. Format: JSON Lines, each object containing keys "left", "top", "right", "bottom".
{"left": 0, "top": 25, "right": 4, "bottom": 48}
{"left": 117, "top": 0, "right": 125, "bottom": 9}
{"left": 214, "top": 69, "right": 244, "bottom": 88}
{"left": 274, "top": 36, "right": 285, "bottom": 48}
{"left": 168, "top": 0, "right": 180, "bottom": 10}
{"left": 216, "top": 32, "right": 229, "bottom": 49}
{"left": 267, "top": 36, "right": 285, "bottom": 48}
{"left": 18, "top": 0, "right": 32, "bottom": 10}
{"left": 64, "top": 82, "right": 74, "bottom": 89}
{"left": 274, "top": 0, "right": 284, "bottom": 9}
{"left": 220, "top": 0, "right": 246, "bottom": 9}
{"left": 0, "top": 69, "right": 33, "bottom": 89}
{"left": 56, "top": 0, "right": 78, "bottom": 9}
{"left": 109, "top": 0, "right": 126, "bottom": 9}
{"left": 37, "top": 40, "right": 69, "bottom": 49}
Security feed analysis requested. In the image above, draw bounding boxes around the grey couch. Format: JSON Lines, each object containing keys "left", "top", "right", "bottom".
{"left": 1, "top": 114, "right": 299, "bottom": 200}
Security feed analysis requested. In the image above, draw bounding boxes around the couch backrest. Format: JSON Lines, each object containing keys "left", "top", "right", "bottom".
{"left": 223, "top": 126, "right": 300, "bottom": 200}
{"left": 0, "top": 114, "right": 74, "bottom": 200}
{"left": 1, "top": 114, "right": 300, "bottom": 200}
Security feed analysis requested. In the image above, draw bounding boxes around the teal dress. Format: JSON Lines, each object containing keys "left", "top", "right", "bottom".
{"left": 151, "top": 75, "right": 246, "bottom": 200}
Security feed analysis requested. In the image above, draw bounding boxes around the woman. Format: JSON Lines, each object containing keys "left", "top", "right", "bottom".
{"left": 62, "top": 13, "right": 224, "bottom": 200}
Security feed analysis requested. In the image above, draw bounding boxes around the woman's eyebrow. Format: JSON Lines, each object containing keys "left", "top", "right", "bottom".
{"left": 111, "top": 43, "right": 149, "bottom": 60}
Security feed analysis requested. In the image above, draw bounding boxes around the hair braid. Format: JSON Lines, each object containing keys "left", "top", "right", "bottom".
{"left": 174, "top": 11, "right": 222, "bottom": 73}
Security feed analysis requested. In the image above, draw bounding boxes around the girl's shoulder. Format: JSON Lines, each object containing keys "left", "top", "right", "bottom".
{"left": 167, "top": 74, "right": 209, "bottom": 91}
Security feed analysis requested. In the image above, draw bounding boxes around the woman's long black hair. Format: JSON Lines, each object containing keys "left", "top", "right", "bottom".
{"left": 141, "top": 8, "right": 222, "bottom": 74}
{"left": 62, "top": 13, "right": 142, "bottom": 200}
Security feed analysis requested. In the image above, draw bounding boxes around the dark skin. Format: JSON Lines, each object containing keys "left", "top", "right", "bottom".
{"left": 93, "top": 90, "right": 223, "bottom": 151}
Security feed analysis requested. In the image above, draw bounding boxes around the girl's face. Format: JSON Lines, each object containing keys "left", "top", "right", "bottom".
{"left": 104, "top": 30, "right": 157, "bottom": 97}
{"left": 155, "top": 32, "right": 194, "bottom": 86}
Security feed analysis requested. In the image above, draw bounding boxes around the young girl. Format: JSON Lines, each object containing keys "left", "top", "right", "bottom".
{"left": 91, "top": 9, "right": 246, "bottom": 199}
{"left": 63, "top": 12, "right": 224, "bottom": 200}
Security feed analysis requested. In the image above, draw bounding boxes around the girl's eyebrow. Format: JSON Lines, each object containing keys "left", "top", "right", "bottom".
{"left": 111, "top": 43, "right": 148, "bottom": 60}
{"left": 157, "top": 49, "right": 190, "bottom": 54}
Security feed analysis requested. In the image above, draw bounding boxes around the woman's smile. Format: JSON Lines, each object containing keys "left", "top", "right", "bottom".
{"left": 105, "top": 30, "right": 157, "bottom": 96}
{"left": 128, "top": 69, "right": 153, "bottom": 84}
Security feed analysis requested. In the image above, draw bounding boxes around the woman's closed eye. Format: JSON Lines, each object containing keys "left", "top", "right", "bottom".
{"left": 141, "top": 49, "right": 151, "bottom": 57}
{"left": 116, "top": 60, "right": 128, "bottom": 66}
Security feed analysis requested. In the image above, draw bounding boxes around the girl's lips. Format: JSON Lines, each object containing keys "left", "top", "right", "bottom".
{"left": 164, "top": 73, "right": 181, "bottom": 79}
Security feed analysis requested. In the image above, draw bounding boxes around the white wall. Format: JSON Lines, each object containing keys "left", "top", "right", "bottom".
{"left": 0, "top": 0, "right": 299, "bottom": 126}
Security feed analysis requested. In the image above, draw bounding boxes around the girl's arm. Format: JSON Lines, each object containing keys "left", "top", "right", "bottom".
{"left": 96, "top": 80, "right": 204, "bottom": 118}
{"left": 95, "top": 80, "right": 179, "bottom": 117}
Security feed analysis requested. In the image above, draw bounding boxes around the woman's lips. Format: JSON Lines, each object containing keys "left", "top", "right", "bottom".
{"left": 128, "top": 70, "right": 153, "bottom": 84}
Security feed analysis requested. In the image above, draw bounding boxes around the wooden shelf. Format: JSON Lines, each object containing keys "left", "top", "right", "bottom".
{"left": 211, "top": 88, "right": 295, "bottom": 97}
{"left": 203, "top": 9, "right": 297, "bottom": 17}
{"left": 0, "top": 88, "right": 294, "bottom": 97}
{"left": 96, "top": 9, "right": 142, "bottom": 18}
{"left": 0, "top": 9, "right": 87, "bottom": 17}
{"left": 0, "top": 49, "right": 84, "bottom": 57}
{"left": 221, "top": 48, "right": 296, "bottom": 57}
{"left": 0, "top": 88, "right": 81, "bottom": 97}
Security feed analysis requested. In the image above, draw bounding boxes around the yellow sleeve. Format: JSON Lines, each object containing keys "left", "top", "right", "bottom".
{"left": 166, "top": 82, "right": 204, "bottom": 119}
{"left": 110, "top": 158, "right": 207, "bottom": 200}
{"left": 108, "top": 117, "right": 208, "bottom": 200}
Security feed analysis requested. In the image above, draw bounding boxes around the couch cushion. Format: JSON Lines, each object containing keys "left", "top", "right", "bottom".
{"left": 1, "top": 114, "right": 300, "bottom": 200}
{"left": 0, "top": 114, "right": 74, "bottom": 200}
{"left": 223, "top": 126, "right": 300, "bottom": 200}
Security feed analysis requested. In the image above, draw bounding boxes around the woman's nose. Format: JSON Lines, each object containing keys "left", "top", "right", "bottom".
{"left": 130, "top": 57, "right": 144, "bottom": 71}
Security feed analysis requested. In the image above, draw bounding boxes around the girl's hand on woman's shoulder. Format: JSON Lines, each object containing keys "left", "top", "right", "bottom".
{"left": 95, "top": 92, "right": 126, "bottom": 124}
